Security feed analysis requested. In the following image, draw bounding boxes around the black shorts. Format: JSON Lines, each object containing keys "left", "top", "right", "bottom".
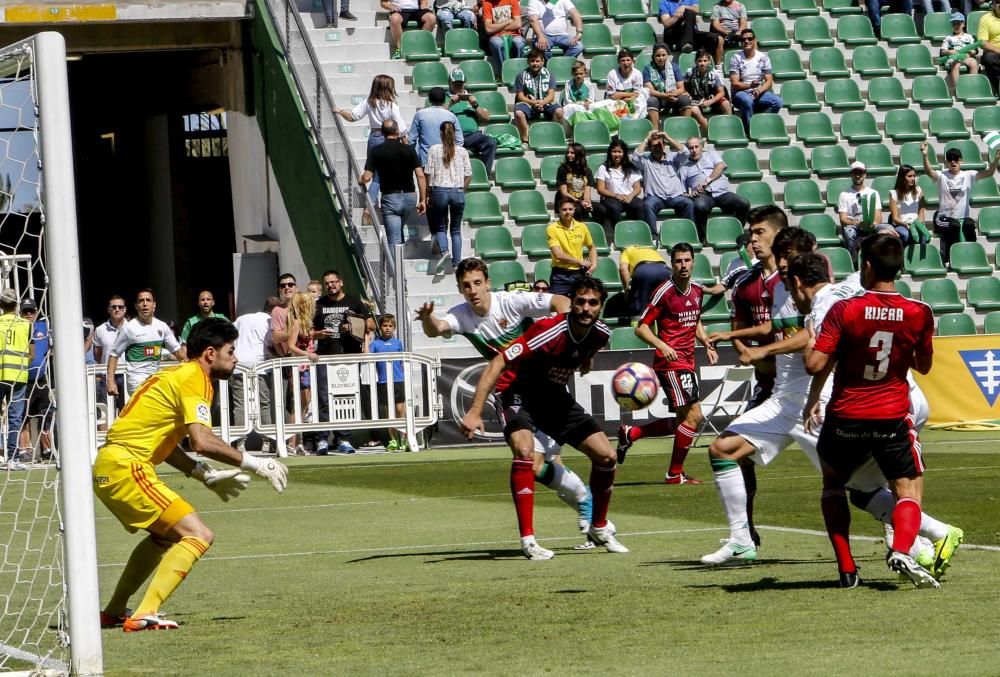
{"left": 26, "top": 381, "right": 53, "bottom": 419}
{"left": 396, "top": 8, "right": 432, "bottom": 24}
{"left": 500, "top": 386, "right": 601, "bottom": 448}
{"left": 817, "top": 415, "right": 924, "bottom": 481}
{"left": 377, "top": 381, "right": 405, "bottom": 405}
{"left": 657, "top": 369, "right": 699, "bottom": 411}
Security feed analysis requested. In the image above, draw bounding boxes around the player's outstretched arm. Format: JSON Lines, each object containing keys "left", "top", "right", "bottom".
{"left": 417, "top": 302, "right": 453, "bottom": 338}
{"left": 187, "top": 423, "right": 288, "bottom": 493}
{"left": 460, "top": 352, "right": 506, "bottom": 438}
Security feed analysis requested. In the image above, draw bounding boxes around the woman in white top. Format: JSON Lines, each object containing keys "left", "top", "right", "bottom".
{"left": 333, "top": 75, "right": 409, "bottom": 202}
{"left": 425, "top": 121, "right": 472, "bottom": 269}
{"left": 888, "top": 164, "right": 929, "bottom": 245}
{"left": 594, "top": 138, "right": 645, "bottom": 228}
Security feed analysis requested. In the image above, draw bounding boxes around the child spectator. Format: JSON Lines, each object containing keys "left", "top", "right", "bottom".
{"left": 941, "top": 12, "right": 979, "bottom": 95}
{"left": 370, "top": 315, "right": 408, "bottom": 451}
{"left": 685, "top": 49, "right": 732, "bottom": 132}
{"left": 606, "top": 48, "right": 648, "bottom": 121}
{"left": 561, "top": 60, "right": 596, "bottom": 125}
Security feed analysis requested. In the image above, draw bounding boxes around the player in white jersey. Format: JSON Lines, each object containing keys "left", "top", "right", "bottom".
{"left": 418, "top": 258, "right": 596, "bottom": 548}
{"left": 106, "top": 288, "right": 185, "bottom": 395}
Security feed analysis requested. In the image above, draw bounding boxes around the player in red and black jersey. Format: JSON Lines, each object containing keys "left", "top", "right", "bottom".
{"left": 805, "top": 234, "right": 943, "bottom": 588}
{"left": 616, "top": 243, "right": 718, "bottom": 484}
{"left": 461, "top": 277, "right": 628, "bottom": 560}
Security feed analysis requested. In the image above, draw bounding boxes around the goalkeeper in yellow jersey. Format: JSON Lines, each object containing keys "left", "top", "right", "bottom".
{"left": 93, "top": 317, "right": 288, "bottom": 632}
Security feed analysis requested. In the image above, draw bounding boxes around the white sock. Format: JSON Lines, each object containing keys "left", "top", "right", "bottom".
{"left": 863, "top": 488, "right": 896, "bottom": 523}
{"left": 919, "top": 513, "right": 949, "bottom": 542}
{"left": 539, "top": 463, "right": 588, "bottom": 510}
{"left": 714, "top": 466, "right": 751, "bottom": 546}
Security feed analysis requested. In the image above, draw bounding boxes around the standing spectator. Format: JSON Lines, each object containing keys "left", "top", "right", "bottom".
{"left": 556, "top": 142, "right": 606, "bottom": 226}
{"left": 838, "top": 161, "right": 889, "bottom": 256}
{"left": 179, "top": 290, "right": 227, "bottom": 345}
{"left": 595, "top": 138, "right": 646, "bottom": 232}
{"left": 0, "top": 289, "right": 31, "bottom": 469}
{"left": 546, "top": 200, "right": 598, "bottom": 296}
{"left": 523, "top": 0, "right": 584, "bottom": 60}
{"left": 729, "top": 29, "right": 782, "bottom": 133}
{"left": 685, "top": 49, "right": 733, "bottom": 126}
{"left": 383, "top": 0, "right": 437, "bottom": 60}
{"left": 323, "top": 0, "right": 356, "bottom": 26}
{"left": 864, "top": 0, "right": 913, "bottom": 39}
{"left": 436, "top": 0, "right": 476, "bottom": 29}
{"left": 561, "top": 60, "right": 597, "bottom": 125}
{"left": 889, "top": 164, "right": 931, "bottom": 245}
{"left": 513, "top": 49, "right": 564, "bottom": 144}
{"left": 333, "top": 75, "right": 408, "bottom": 203}
{"left": 18, "top": 300, "right": 50, "bottom": 463}
{"left": 942, "top": 12, "right": 979, "bottom": 95}
{"left": 606, "top": 48, "right": 649, "bottom": 121}
{"left": 631, "top": 129, "right": 696, "bottom": 237}
{"left": 411, "top": 87, "right": 465, "bottom": 166}
{"left": 483, "top": 0, "right": 525, "bottom": 75}
{"left": 659, "top": 0, "right": 720, "bottom": 56}
{"left": 106, "top": 289, "right": 185, "bottom": 397}
{"left": 447, "top": 68, "right": 499, "bottom": 173}
{"left": 426, "top": 120, "right": 473, "bottom": 270}
{"left": 710, "top": 0, "right": 747, "bottom": 59}
{"left": 286, "top": 291, "right": 318, "bottom": 454}
{"left": 978, "top": 0, "right": 1000, "bottom": 95}
{"left": 678, "top": 136, "right": 750, "bottom": 241}
{"left": 643, "top": 43, "right": 697, "bottom": 132}
{"left": 359, "top": 119, "right": 428, "bottom": 246}
{"left": 231, "top": 298, "right": 275, "bottom": 434}
{"left": 307, "top": 280, "right": 323, "bottom": 299}
{"left": 270, "top": 274, "right": 297, "bottom": 359}
{"left": 94, "top": 294, "right": 127, "bottom": 414}
{"left": 618, "top": 245, "right": 671, "bottom": 316}
{"left": 370, "top": 314, "right": 409, "bottom": 451}
{"left": 922, "top": 143, "right": 999, "bottom": 265}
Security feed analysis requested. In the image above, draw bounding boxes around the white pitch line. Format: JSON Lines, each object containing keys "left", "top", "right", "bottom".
{"left": 0, "top": 642, "right": 67, "bottom": 672}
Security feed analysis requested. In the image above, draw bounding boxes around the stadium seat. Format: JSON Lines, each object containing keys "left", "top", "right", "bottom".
{"left": 722, "top": 148, "right": 763, "bottom": 180}
{"left": 592, "top": 258, "right": 624, "bottom": 292}
{"left": 400, "top": 30, "right": 440, "bottom": 61}
{"left": 779, "top": 80, "right": 822, "bottom": 112}
{"left": 819, "top": 246, "right": 855, "bottom": 281}
{"left": 412, "top": 62, "right": 449, "bottom": 93}
{"left": 972, "top": 177, "right": 1000, "bottom": 205}
{"left": 799, "top": 214, "right": 842, "bottom": 246}
{"left": 957, "top": 74, "right": 998, "bottom": 105}
{"left": 770, "top": 49, "right": 808, "bottom": 80}
{"left": 528, "top": 122, "right": 567, "bottom": 154}
{"left": 974, "top": 105, "right": 1000, "bottom": 134}
{"left": 660, "top": 219, "right": 703, "bottom": 250}
{"left": 966, "top": 276, "right": 1000, "bottom": 311}
{"left": 883, "top": 110, "right": 926, "bottom": 142}
{"left": 721, "top": 49, "right": 739, "bottom": 77}
{"left": 546, "top": 56, "right": 577, "bottom": 87}
{"left": 485, "top": 123, "right": 524, "bottom": 156}
{"left": 754, "top": 17, "right": 792, "bottom": 48}
{"left": 810, "top": 145, "right": 851, "bottom": 177}
{"left": 619, "top": 119, "right": 653, "bottom": 147}
{"left": 749, "top": 113, "right": 790, "bottom": 145}
{"left": 768, "top": 146, "right": 811, "bottom": 179}
{"left": 588, "top": 54, "right": 618, "bottom": 86}
{"left": 461, "top": 60, "right": 498, "bottom": 91}
{"left": 664, "top": 116, "right": 701, "bottom": 141}
{"left": 978, "top": 205, "right": 1000, "bottom": 237}
{"left": 795, "top": 112, "right": 837, "bottom": 145}
{"left": 464, "top": 192, "right": 505, "bottom": 226}
{"left": 840, "top": 111, "right": 882, "bottom": 144}
{"left": 488, "top": 261, "right": 527, "bottom": 290}
{"left": 922, "top": 12, "right": 953, "bottom": 42}
{"left": 533, "top": 260, "right": 552, "bottom": 284}
{"left": 583, "top": 153, "right": 603, "bottom": 177}
{"left": 949, "top": 242, "right": 993, "bottom": 274}
{"left": 880, "top": 13, "right": 920, "bottom": 45}
{"left": 707, "top": 115, "right": 748, "bottom": 147}
{"left": 871, "top": 176, "right": 895, "bottom": 205}
{"left": 899, "top": 141, "right": 931, "bottom": 170}
{"left": 574, "top": 120, "right": 612, "bottom": 152}
{"left": 867, "top": 76, "right": 909, "bottom": 108}
{"left": 903, "top": 244, "right": 947, "bottom": 276}
{"left": 784, "top": 180, "right": 827, "bottom": 213}
{"left": 809, "top": 47, "right": 850, "bottom": 79}
{"left": 582, "top": 24, "right": 616, "bottom": 55}
{"left": 795, "top": 16, "right": 835, "bottom": 47}
{"left": 743, "top": 0, "right": 777, "bottom": 17}
{"left": 701, "top": 292, "right": 731, "bottom": 322}
{"left": 619, "top": 23, "right": 656, "bottom": 53}
{"left": 987, "top": 311, "right": 1000, "bottom": 334}
{"left": 895, "top": 279, "right": 912, "bottom": 298}
{"left": 475, "top": 226, "right": 517, "bottom": 260}
{"left": 678, "top": 52, "right": 696, "bottom": 74}
{"left": 969, "top": 9, "right": 988, "bottom": 34}
{"left": 854, "top": 144, "right": 896, "bottom": 176}
{"left": 851, "top": 45, "right": 893, "bottom": 77}
{"left": 614, "top": 220, "right": 654, "bottom": 249}
{"left": 467, "top": 159, "right": 490, "bottom": 191}
{"left": 825, "top": 178, "right": 853, "bottom": 207}
{"left": 585, "top": 222, "right": 611, "bottom": 255}
{"left": 937, "top": 312, "right": 976, "bottom": 335}
{"left": 706, "top": 217, "right": 743, "bottom": 250}
{"left": 737, "top": 181, "right": 775, "bottom": 208}
{"left": 508, "top": 190, "right": 550, "bottom": 225}
{"left": 920, "top": 278, "right": 964, "bottom": 312}
{"left": 501, "top": 58, "right": 528, "bottom": 89}
{"left": 918, "top": 175, "right": 940, "bottom": 207}
{"left": 823, "top": 78, "right": 865, "bottom": 111}
{"left": 717, "top": 250, "right": 742, "bottom": 276}
{"left": 574, "top": 0, "right": 603, "bottom": 23}
{"left": 692, "top": 252, "right": 716, "bottom": 286}
{"left": 520, "top": 224, "right": 551, "bottom": 256}
{"left": 837, "top": 15, "right": 878, "bottom": 46}
{"left": 610, "top": 326, "right": 648, "bottom": 350}
{"left": 476, "top": 91, "right": 510, "bottom": 123}
{"left": 894, "top": 44, "right": 938, "bottom": 76}
{"left": 781, "top": 0, "right": 820, "bottom": 15}
{"left": 539, "top": 155, "right": 561, "bottom": 189}
{"left": 607, "top": 0, "right": 646, "bottom": 22}
{"left": 912, "top": 75, "right": 953, "bottom": 107}
{"left": 945, "top": 139, "right": 986, "bottom": 170}
{"left": 494, "top": 157, "right": 536, "bottom": 190}
{"left": 444, "top": 28, "right": 485, "bottom": 59}
{"left": 823, "top": 0, "right": 861, "bottom": 14}
{"left": 929, "top": 108, "right": 972, "bottom": 141}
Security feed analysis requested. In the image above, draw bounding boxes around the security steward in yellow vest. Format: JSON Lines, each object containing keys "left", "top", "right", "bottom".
{"left": 0, "top": 288, "right": 33, "bottom": 468}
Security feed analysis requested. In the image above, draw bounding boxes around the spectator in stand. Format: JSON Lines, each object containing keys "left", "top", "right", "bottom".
{"left": 359, "top": 119, "right": 428, "bottom": 246}
{"left": 561, "top": 60, "right": 597, "bottom": 125}
{"left": 513, "top": 48, "right": 564, "bottom": 144}
{"left": 369, "top": 314, "right": 409, "bottom": 451}
{"left": 94, "top": 294, "right": 127, "bottom": 416}
{"left": 546, "top": 200, "right": 597, "bottom": 296}
{"left": 323, "top": 0, "right": 355, "bottom": 26}
{"left": 231, "top": 297, "right": 276, "bottom": 444}
{"left": 383, "top": 0, "right": 437, "bottom": 60}
{"left": 729, "top": 29, "right": 782, "bottom": 133}
{"left": 595, "top": 138, "right": 646, "bottom": 234}
{"left": 333, "top": 75, "right": 408, "bottom": 204}
{"left": 523, "top": 0, "right": 584, "bottom": 60}
{"left": 447, "top": 68, "right": 499, "bottom": 173}
{"left": 307, "top": 280, "right": 323, "bottom": 299}
{"left": 0, "top": 289, "right": 31, "bottom": 469}
{"left": 286, "top": 291, "right": 318, "bottom": 455}
{"left": 556, "top": 142, "right": 606, "bottom": 228}
{"left": 106, "top": 289, "right": 185, "bottom": 397}
{"left": 483, "top": 0, "right": 526, "bottom": 75}
{"left": 18, "top": 299, "right": 51, "bottom": 463}
{"left": 941, "top": 13, "right": 979, "bottom": 95}
{"left": 411, "top": 87, "right": 464, "bottom": 166}
{"left": 643, "top": 43, "right": 698, "bottom": 133}
{"left": 270, "top": 274, "right": 297, "bottom": 360}
{"left": 684, "top": 49, "right": 732, "bottom": 129}
{"left": 889, "top": 164, "right": 930, "bottom": 245}
{"left": 426, "top": 120, "right": 473, "bottom": 271}
{"left": 436, "top": 0, "right": 477, "bottom": 29}
{"left": 619, "top": 245, "right": 671, "bottom": 316}
{"left": 864, "top": 0, "right": 913, "bottom": 39}
{"left": 631, "top": 129, "right": 695, "bottom": 237}
{"left": 677, "top": 136, "right": 750, "bottom": 241}
{"left": 838, "top": 161, "right": 890, "bottom": 256}
{"left": 179, "top": 290, "right": 227, "bottom": 345}
{"left": 606, "top": 48, "right": 649, "bottom": 121}
{"left": 532, "top": 279, "right": 550, "bottom": 292}
{"left": 659, "top": 0, "right": 721, "bottom": 57}
{"left": 710, "top": 0, "right": 746, "bottom": 61}
{"left": 979, "top": 0, "right": 1000, "bottom": 95}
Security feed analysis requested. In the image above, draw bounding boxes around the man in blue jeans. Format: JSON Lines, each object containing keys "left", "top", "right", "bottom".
{"left": 359, "top": 120, "right": 427, "bottom": 246}
{"left": 630, "top": 129, "right": 696, "bottom": 238}
{"left": 524, "top": 0, "right": 585, "bottom": 60}
{"left": 729, "top": 29, "right": 782, "bottom": 133}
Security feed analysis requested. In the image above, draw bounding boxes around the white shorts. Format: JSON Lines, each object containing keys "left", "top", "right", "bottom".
{"left": 725, "top": 395, "right": 820, "bottom": 468}
{"left": 910, "top": 380, "right": 928, "bottom": 432}
{"left": 533, "top": 430, "right": 562, "bottom": 461}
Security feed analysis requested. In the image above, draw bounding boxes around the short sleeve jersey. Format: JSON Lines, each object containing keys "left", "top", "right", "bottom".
{"left": 936, "top": 169, "right": 977, "bottom": 220}
{"left": 606, "top": 67, "right": 645, "bottom": 95}
{"left": 813, "top": 291, "right": 934, "bottom": 420}
{"left": 768, "top": 280, "right": 808, "bottom": 398}
{"left": 313, "top": 294, "right": 370, "bottom": 355}
{"left": 371, "top": 336, "right": 405, "bottom": 384}
{"left": 111, "top": 317, "right": 181, "bottom": 388}
{"left": 638, "top": 280, "right": 703, "bottom": 373}
{"left": 442, "top": 290, "right": 555, "bottom": 358}
{"left": 104, "top": 361, "right": 214, "bottom": 465}
{"left": 729, "top": 50, "right": 772, "bottom": 84}
{"left": 942, "top": 31, "right": 976, "bottom": 55}
{"left": 711, "top": 0, "right": 746, "bottom": 32}
{"left": 731, "top": 264, "right": 780, "bottom": 345}
{"left": 498, "top": 313, "right": 611, "bottom": 393}
{"left": 838, "top": 186, "right": 882, "bottom": 224}
{"left": 483, "top": 0, "right": 521, "bottom": 35}
{"left": 546, "top": 219, "right": 593, "bottom": 269}
{"left": 270, "top": 305, "right": 290, "bottom": 357}
{"left": 977, "top": 11, "right": 1000, "bottom": 50}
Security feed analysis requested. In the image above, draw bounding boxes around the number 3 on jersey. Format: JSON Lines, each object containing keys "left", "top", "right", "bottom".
{"left": 863, "top": 331, "right": 893, "bottom": 381}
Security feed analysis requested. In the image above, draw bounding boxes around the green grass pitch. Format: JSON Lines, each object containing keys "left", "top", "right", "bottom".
{"left": 97, "top": 430, "right": 1000, "bottom": 676}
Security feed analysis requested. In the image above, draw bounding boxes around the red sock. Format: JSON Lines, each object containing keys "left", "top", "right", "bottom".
{"left": 821, "top": 488, "right": 855, "bottom": 574}
{"left": 631, "top": 418, "right": 676, "bottom": 441}
{"left": 589, "top": 464, "right": 616, "bottom": 528}
{"left": 891, "top": 497, "right": 921, "bottom": 554}
{"left": 668, "top": 423, "right": 696, "bottom": 475}
{"left": 510, "top": 460, "right": 535, "bottom": 538}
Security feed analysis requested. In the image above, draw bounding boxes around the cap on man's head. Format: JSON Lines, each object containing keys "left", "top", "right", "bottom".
{"left": 850, "top": 161, "right": 866, "bottom": 172}
{"left": 950, "top": 11, "right": 965, "bottom": 21}
{"left": 20, "top": 299, "right": 37, "bottom": 313}
{"left": 0, "top": 289, "right": 17, "bottom": 305}
{"left": 449, "top": 68, "right": 466, "bottom": 83}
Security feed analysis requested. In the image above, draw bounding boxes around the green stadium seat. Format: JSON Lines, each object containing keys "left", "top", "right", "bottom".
{"left": 721, "top": 49, "right": 739, "bottom": 77}
{"left": 743, "top": 0, "right": 777, "bottom": 17}
{"left": 615, "top": 220, "right": 655, "bottom": 249}
{"left": 937, "top": 312, "right": 977, "bottom": 336}
{"left": 918, "top": 175, "right": 940, "bottom": 207}
{"left": 972, "top": 177, "right": 1000, "bottom": 205}
{"left": 485, "top": 123, "right": 525, "bottom": 156}
{"left": 400, "top": 30, "right": 440, "bottom": 61}
{"left": 784, "top": 179, "right": 827, "bottom": 213}
{"left": 412, "top": 62, "right": 449, "bottom": 93}
{"left": 824, "top": 78, "right": 866, "bottom": 111}
{"left": 769, "top": 49, "right": 808, "bottom": 80}
{"left": 678, "top": 52, "right": 696, "bottom": 74}
{"left": 781, "top": 0, "right": 820, "bottom": 15}
{"left": 494, "top": 157, "right": 536, "bottom": 190}
{"left": 894, "top": 44, "right": 938, "bottom": 76}
{"left": 706, "top": 217, "right": 743, "bottom": 250}
{"left": 871, "top": 176, "right": 895, "bottom": 205}
{"left": 592, "top": 258, "right": 624, "bottom": 292}
{"left": 444, "top": 28, "right": 485, "bottom": 59}
{"left": 795, "top": 112, "right": 837, "bottom": 145}
{"left": 809, "top": 47, "right": 850, "bottom": 79}
{"left": 722, "top": 148, "right": 763, "bottom": 180}
{"left": 546, "top": 56, "right": 577, "bottom": 87}
{"left": 664, "top": 116, "right": 701, "bottom": 141}
{"left": 769, "top": 146, "right": 811, "bottom": 179}
{"left": 528, "top": 122, "right": 567, "bottom": 153}
{"left": 532, "top": 260, "right": 553, "bottom": 285}
{"left": 754, "top": 17, "right": 792, "bottom": 48}
{"left": 619, "top": 23, "right": 656, "bottom": 53}
{"left": 840, "top": 111, "right": 882, "bottom": 144}
{"left": 708, "top": 115, "right": 748, "bottom": 147}
{"left": 501, "top": 58, "right": 528, "bottom": 89}
{"left": 540, "top": 155, "right": 561, "bottom": 189}
{"left": 520, "top": 224, "right": 551, "bottom": 256}
{"left": 855, "top": 144, "right": 896, "bottom": 176}
{"left": 967, "top": 276, "right": 1000, "bottom": 311}
{"left": 800, "top": 214, "right": 842, "bottom": 246}
{"left": 589, "top": 55, "right": 618, "bottom": 86}
{"left": 923, "top": 12, "right": 953, "bottom": 42}
{"left": 949, "top": 242, "right": 992, "bottom": 275}
{"left": 884, "top": 110, "right": 926, "bottom": 142}
{"left": 488, "top": 261, "right": 527, "bottom": 290}
{"left": 475, "top": 226, "right": 517, "bottom": 260}
{"left": 779, "top": 80, "right": 822, "bottom": 112}
{"left": 737, "top": 181, "right": 775, "bottom": 208}
{"left": 461, "top": 60, "right": 499, "bottom": 91}
{"left": 823, "top": 0, "right": 862, "bottom": 14}
{"left": 749, "top": 113, "right": 790, "bottom": 145}
{"left": 574, "top": 119, "right": 612, "bottom": 152}
{"left": 944, "top": 139, "right": 985, "bottom": 170}
{"left": 574, "top": 0, "right": 603, "bottom": 23}
{"left": 974, "top": 106, "right": 1000, "bottom": 134}
{"left": 585, "top": 222, "right": 611, "bottom": 255}
{"left": 795, "top": 16, "right": 835, "bottom": 47}
{"left": 904, "top": 244, "right": 947, "bottom": 276}
{"left": 969, "top": 10, "right": 988, "bottom": 34}
{"left": 979, "top": 205, "right": 1000, "bottom": 237}
{"left": 635, "top": 52, "right": 652, "bottom": 73}
{"left": 825, "top": 177, "right": 853, "bottom": 206}
{"left": 811, "top": 145, "right": 851, "bottom": 177}
{"left": 898, "top": 141, "right": 930, "bottom": 170}
{"left": 467, "top": 159, "right": 490, "bottom": 191}
{"left": 929, "top": 108, "right": 972, "bottom": 141}
{"left": 508, "top": 190, "right": 549, "bottom": 225}
{"left": 896, "top": 279, "right": 912, "bottom": 298}
{"left": 582, "top": 24, "right": 616, "bottom": 56}
{"left": 880, "top": 13, "right": 921, "bottom": 45}
{"left": 957, "top": 74, "right": 998, "bottom": 105}
{"left": 465, "top": 192, "right": 505, "bottom": 226}
{"left": 852, "top": 45, "right": 894, "bottom": 77}
{"left": 607, "top": 0, "right": 646, "bottom": 22}
{"left": 692, "top": 253, "right": 716, "bottom": 286}
{"left": 867, "top": 76, "right": 909, "bottom": 108}
{"left": 610, "top": 326, "right": 648, "bottom": 350}
{"left": 912, "top": 75, "right": 953, "bottom": 107}
{"left": 701, "top": 292, "right": 731, "bottom": 322}
{"left": 987, "top": 311, "right": 1000, "bottom": 334}
{"left": 920, "top": 278, "right": 964, "bottom": 312}
{"left": 819, "top": 246, "right": 855, "bottom": 281}
{"left": 718, "top": 251, "right": 742, "bottom": 276}
{"left": 475, "top": 91, "right": 510, "bottom": 123}
{"left": 660, "top": 219, "right": 703, "bottom": 251}
{"left": 837, "top": 15, "right": 878, "bottom": 46}
{"left": 619, "top": 119, "right": 653, "bottom": 147}
{"left": 586, "top": 153, "right": 604, "bottom": 176}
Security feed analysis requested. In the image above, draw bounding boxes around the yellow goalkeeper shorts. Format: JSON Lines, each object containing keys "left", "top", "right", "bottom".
{"left": 93, "top": 445, "right": 195, "bottom": 536}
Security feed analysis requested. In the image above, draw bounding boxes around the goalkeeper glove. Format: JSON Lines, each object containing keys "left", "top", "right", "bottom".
{"left": 239, "top": 453, "right": 289, "bottom": 493}
{"left": 190, "top": 462, "right": 251, "bottom": 502}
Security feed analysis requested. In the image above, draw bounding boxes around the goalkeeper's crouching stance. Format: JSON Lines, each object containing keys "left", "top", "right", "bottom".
{"left": 93, "top": 317, "right": 288, "bottom": 633}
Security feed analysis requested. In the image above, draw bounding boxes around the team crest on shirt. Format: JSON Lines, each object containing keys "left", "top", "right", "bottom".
{"left": 196, "top": 403, "right": 211, "bottom": 424}
{"left": 959, "top": 350, "right": 1000, "bottom": 406}
{"left": 498, "top": 318, "right": 509, "bottom": 329}
{"left": 504, "top": 343, "right": 523, "bottom": 360}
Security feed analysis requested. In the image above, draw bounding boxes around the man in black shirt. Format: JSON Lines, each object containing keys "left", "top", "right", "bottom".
{"left": 360, "top": 119, "right": 427, "bottom": 247}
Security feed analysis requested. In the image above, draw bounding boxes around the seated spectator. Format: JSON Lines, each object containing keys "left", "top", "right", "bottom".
{"left": 513, "top": 48, "right": 564, "bottom": 143}
{"left": 556, "top": 142, "right": 607, "bottom": 227}
{"left": 561, "top": 60, "right": 598, "bottom": 125}
{"left": 981, "top": 0, "right": 1000, "bottom": 95}
{"left": 643, "top": 43, "right": 698, "bottom": 132}
{"left": 684, "top": 49, "right": 732, "bottom": 133}
{"left": 838, "top": 161, "right": 892, "bottom": 256}
{"left": 710, "top": 0, "right": 746, "bottom": 61}
{"left": 677, "top": 136, "right": 749, "bottom": 242}
{"left": 523, "top": 0, "right": 584, "bottom": 61}
{"left": 435, "top": 0, "right": 477, "bottom": 30}
{"left": 532, "top": 279, "right": 550, "bottom": 293}
{"left": 889, "top": 164, "right": 931, "bottom": 245}
{"left": 942, "top": 12, "right": 979, "bottom": 95}
{"left": 605, "top": 49, "right": 648, "bottom": 121}
{"left": 658, "top": 0, "right": 721, "bottom": 57}
{"left": 383, "top": 0, "right": 437, "bottom": 60}
{"left": 729, "top": 29, "right": 782, "bottom": 133}
{"left": 864, "top": 0, "right": 913, "bottom": 39}
{"left": 546, "top": 200, "right": 597, "bottom": 296}
{"left": 595, "top": 139, "right": 646, "bottom": 236}
{"left": 630, "top": 129, "right": 695, "bottom": 237}
{"left": 619, "top": 245, "right": 671, "bottom": 316}
{"left": 484, "top": 0, "right": 526, "bottom": 75}
{"left": 447, "top": 68, "right": 499, "bottom": 173}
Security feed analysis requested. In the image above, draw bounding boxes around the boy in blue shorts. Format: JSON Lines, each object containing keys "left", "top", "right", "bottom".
{"left": 370, "top": 314, "right": 408, "bottom": 450}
